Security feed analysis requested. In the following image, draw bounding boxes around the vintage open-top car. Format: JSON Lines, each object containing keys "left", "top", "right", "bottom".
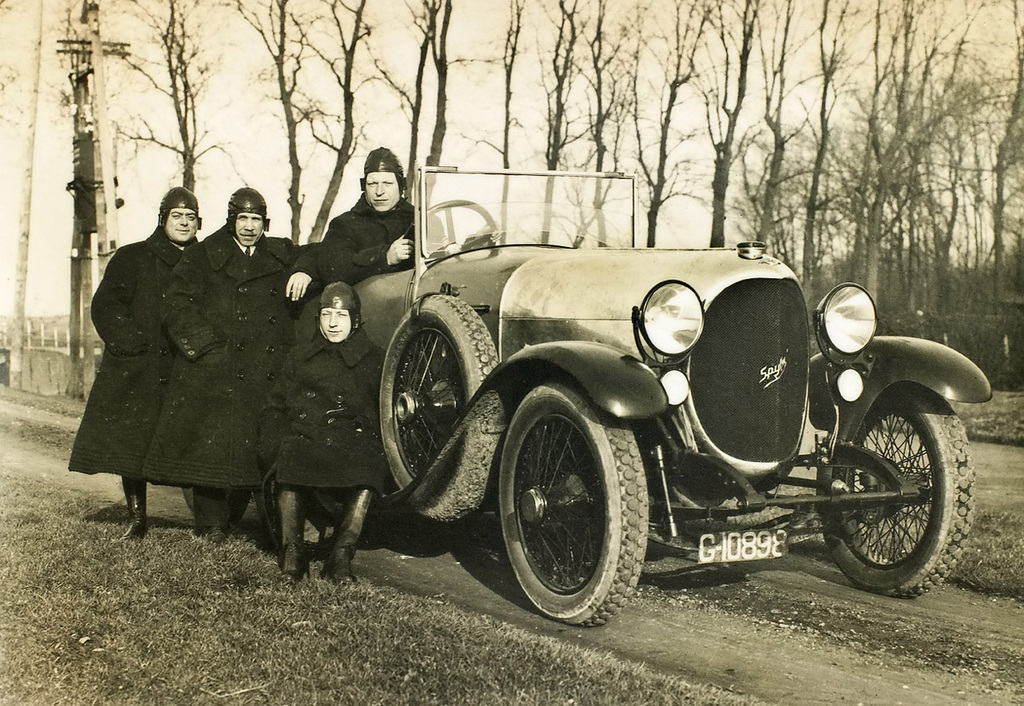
{"left": 355, "top": 167, "right": 992, "bottom": 626}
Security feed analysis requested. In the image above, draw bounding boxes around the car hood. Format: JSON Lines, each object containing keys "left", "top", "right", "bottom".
{"left": 501, "top": 248, "right": 797, "bottom": 321}
{"left": 498, "top": 247, "right": 799, "bottom": 358}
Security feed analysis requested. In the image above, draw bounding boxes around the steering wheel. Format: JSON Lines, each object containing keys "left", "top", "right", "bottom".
{"left": 426, "top": 200, "right": 501, "bottom": 257}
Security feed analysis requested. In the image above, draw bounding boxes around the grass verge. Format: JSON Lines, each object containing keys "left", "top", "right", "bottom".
{"left": 953, "top": 390, "right": 1024, "bottom": 446}
{"left": 950, "top": 510, "right": 1024, "bottom": 601}
{"left": 0, "top": 470, "right": 762, "bottom": 706}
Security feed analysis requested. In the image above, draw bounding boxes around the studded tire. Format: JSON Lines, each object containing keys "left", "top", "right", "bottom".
{"left": 499, "top": 383, "right": 649, "bottom": 626}
{"left": 381, "top": 295, "right": 498, "bottom": 491}
{"left": 822, "top": 390, "right": 975, "bottom": 597}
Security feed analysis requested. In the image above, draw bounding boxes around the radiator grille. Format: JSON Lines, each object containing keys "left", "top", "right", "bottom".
{"left": 688, "top": 278, "right": 809, "bottom": 463}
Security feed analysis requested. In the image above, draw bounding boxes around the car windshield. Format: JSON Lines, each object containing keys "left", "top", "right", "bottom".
{"left": 418, "top": 169, "right": 637, "bottom": 260}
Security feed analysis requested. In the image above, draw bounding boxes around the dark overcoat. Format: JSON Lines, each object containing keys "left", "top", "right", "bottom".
{"left": 294, "top": 196, "right": 413, "bottom": 286}
{"left": 69, "top": 228, "right": 193, "bottom": 479}
{"left": 259, "top": 326, "right": 387, "bottom": 494}
{"left": 143, "top": 225, "right": 304, "bottom": 489}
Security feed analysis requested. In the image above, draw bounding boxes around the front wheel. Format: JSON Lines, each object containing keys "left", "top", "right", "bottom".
{"left": 499, "top": 384, "right": 648, "bottom": 626}
{"left": 380, "top": 295, "right": 497, "bottom": 491}
{"left": 821, "top": 389, "right": 975, "bottom": 596}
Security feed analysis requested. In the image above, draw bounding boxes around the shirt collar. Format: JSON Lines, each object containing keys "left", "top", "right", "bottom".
{"left": 233, "top": 235, "right": 262, "bottom": 253}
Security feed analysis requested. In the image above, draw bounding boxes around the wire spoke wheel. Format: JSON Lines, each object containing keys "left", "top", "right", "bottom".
{"left": 393, "top": 328, "right": 466, "bottom": 477}
{"left": 381, "top": 296, "right": 497, "bottom": 492}
{"left": 821, "top": 390, "right": 975, "bottom": 596}
{"left": 839, "top": 413, "right": 932, "bottom": 567}
{"left": 500, "top": 384, "right": 648, "bottom": 626}
{"left": 514, "top": 414, "right": 605, "bottom": 593}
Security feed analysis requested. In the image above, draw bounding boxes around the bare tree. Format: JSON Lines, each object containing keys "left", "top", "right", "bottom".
{"left": 500, "top": 0, "right": 525, "bottom": 169}
{"left": 848, "top": 0, "right": 975, "bottom": 296}
{"left": 425, "top": 0, "right": 454, "bottom": 166}
{"left": 304, "top": 0, "right": 370, "bottom": 242}
{"left": 927, "top": 84, "right": 980, "bottom": 316}
{"left": 579, "top": 0, "right": 630, "bottom": 173}
{"left": 703, "top": 0, "right": 759, "bottom": 248}
{"left": 992, "top": 0, "right": 1024, "bottom": 299}
{"left": 846, "top": 1, "right": 890, "bottom": 292}
{"left": 235, "top": 0, "right": 312, "bottom": 243}
{"left": 754, "top": 0, "right": 799, "bottom": 246}
{"left": 10, "top": 0, "right": 41, "bottom": 391}
{"left": 121, "top": 0, "right": 218, "bottom": 191}
{"left": 632, "top": 0, "right": 708, "bottom": 247}
{"left": 371, "top": 0, "right": 435, "bottom": 175}
{"left": 543, "top": 0, "right": 581, "bottom": 171}
{"left": 802, "top": 0, "right": 850, "bottom": 285}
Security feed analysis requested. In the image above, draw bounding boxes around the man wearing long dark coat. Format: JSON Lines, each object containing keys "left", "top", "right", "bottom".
{"left": 144, "top": 187, "right": 305, "bottom": 540}
{"left": 69, "top": 187, "right": 201, "bottom": 539}
{"left": 285, "top": 146, "right": 413, "bottom": 303}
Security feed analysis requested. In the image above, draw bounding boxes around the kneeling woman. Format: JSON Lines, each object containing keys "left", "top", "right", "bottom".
{"left": 260, "top": 282, "right": 386, "bottom": 584}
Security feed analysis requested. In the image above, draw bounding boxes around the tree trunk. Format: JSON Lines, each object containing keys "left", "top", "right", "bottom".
{"left": 11, "top": 1, "right": 43, "bottom": 390}
{"left": 426, "top": 0, "right": 452, "bottom": 166}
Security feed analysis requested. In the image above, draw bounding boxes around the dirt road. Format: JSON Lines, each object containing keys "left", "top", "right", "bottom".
{"left": 1, "top": 398, "right": 1021, "bottom": 705}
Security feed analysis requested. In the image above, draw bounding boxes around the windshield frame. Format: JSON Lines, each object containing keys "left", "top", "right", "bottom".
{"left": 413, "top": 167, "right": 640, "bottom": 270}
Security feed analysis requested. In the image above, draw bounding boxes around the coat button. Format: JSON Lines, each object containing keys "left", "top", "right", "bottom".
{"left": 267, "top": 372, "right": 276, "bottom": 380}
{"left": 159, "top": 348, "right": 168, "bottom": 356}
{"left": 325, "top": 438, "right": 334, "bottom": 445}
{"left": 307, "top": 391, "right": 316, "bottom": 398}
{"left": 266, "top": 345, "right": 275, "bottom": 353}
{"left": 270, "top": 288, "right": 279, "bottom": 296}
{"left": 239, "top": 285, "right": 248, "bottom": 293}
{"left": 298, "top": 412, "right": 307, "bottom": 420}
{"left": 159, "top": 377, "right": 168, "bottom": 384}
{"left": 237, "top": 342, "right": 246, "bottom": 351}
{"left": 327, "top": 418, "right": 335, "bottom": 424}
{"left": 238, "top": 313, "right": 248, "bottom": 322}
{"left": 268, "top": 316, "right": 277, "bottom": 324}
{"left": 237, "top": 372, "right": 245, "bottom": 380}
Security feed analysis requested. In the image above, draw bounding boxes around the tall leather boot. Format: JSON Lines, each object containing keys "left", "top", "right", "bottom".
{"left": 277, "top": 486, "right": 308, "bottom": 583}
{"left": 121, "top": 478, "right": 147, "bottom": 540}
{"left": 322, "top": 489, "right": 373, "bottom": 585}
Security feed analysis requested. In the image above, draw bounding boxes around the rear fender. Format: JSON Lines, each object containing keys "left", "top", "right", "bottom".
{"left": 809, "top": 335, "right": 991, "bottom": 439}
{"left": 483, "top": 341, "right": 668, "bottom": 420}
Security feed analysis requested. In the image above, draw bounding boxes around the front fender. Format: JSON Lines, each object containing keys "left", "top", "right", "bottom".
{"left": 809, "top": 335, "right": 992, "bottom": 438}
{"left": 484, "top": 341, "right": 669, "bottom": 420}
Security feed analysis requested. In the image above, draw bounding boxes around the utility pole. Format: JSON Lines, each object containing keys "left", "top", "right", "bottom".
{"left": 84, "top": 0, "right": 121, "bottom": 261}
{"left": 57, "top": 2, "right": 127, "bottom": 398}
{"left": 11, "top": 0, "right": 44, "bottom": 391}
{"left": 62, "top": 44, "right": 95, "bottom": 400}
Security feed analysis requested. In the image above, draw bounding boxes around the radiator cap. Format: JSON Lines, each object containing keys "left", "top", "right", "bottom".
{"left": 736, "top": 241, "right": 766, "bottom": 260}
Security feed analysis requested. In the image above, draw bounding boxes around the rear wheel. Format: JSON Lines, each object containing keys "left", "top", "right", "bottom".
{"left": 381, "top": 295, "right": 497, "bottom": 490}
{"left": 499, "top": 384, "right": 648, "bottom": 626}
{"left": 822, "top": 390, "right": 975, "bottom": 596}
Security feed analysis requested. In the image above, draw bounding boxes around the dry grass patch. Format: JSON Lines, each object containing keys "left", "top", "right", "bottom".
{"left": 953, "top": 391, "right": 1024, "bottom": 446}
{"left": 950, "top": 510, "right": 1024, "bottom": 602}
{"left": 0, "top": 471, "right": 763, "bottom": 706}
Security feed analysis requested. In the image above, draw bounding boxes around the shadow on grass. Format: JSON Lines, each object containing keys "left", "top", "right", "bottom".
{"left": 361, "top": 507, "right": 534, "bottom": 614}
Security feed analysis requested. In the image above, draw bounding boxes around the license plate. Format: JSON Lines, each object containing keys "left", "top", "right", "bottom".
{"left": 697, "top": 529, "right": 788, "bottom": 564}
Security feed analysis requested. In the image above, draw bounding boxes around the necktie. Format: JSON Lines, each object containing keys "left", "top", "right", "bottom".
{"left": 246, "top": 246, "right": 253, "bottom": 257}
